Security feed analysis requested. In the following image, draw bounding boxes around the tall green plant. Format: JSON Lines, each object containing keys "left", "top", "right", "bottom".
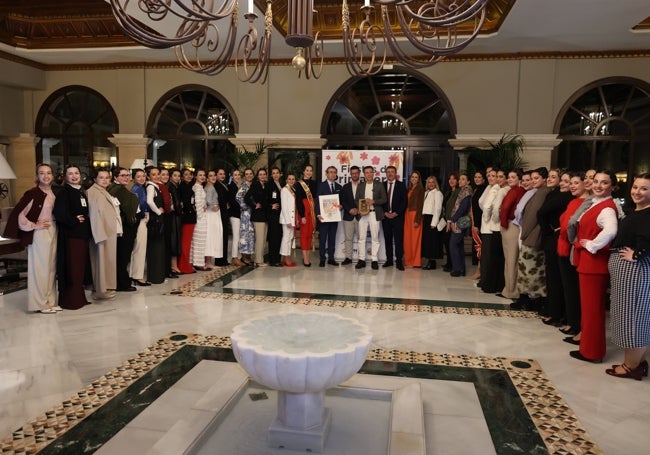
{"left": 236, "top": 138, "right": 276, "bottom": 170}
{"left": 465, "top": 134, "right": 528, "bottom": 176}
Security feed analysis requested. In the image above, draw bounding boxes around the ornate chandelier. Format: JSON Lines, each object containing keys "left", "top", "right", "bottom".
{"left": 108, "top": 0, "right": 489, "bottom": 83}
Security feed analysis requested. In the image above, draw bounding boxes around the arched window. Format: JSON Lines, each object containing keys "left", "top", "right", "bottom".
{"left": 147, "top": 85, "right": 238, "bottom": 171}
{"left": 35, "top": 85, "right": 118, "bottom": 182}
{"left": 320, "top": 69, "right": 456, "bottom": 182}
{"left": 554, "top": 77, "right": 650, "bottom": 198}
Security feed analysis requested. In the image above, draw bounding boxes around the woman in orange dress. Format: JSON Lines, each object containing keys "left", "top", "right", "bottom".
{"left": 403, "top": 171, "right": 424, "bottom": 267}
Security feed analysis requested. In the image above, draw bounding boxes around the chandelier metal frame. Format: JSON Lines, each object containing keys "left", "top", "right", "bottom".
{"left": 108, "top": 0, "right": 490, "bottom": 84}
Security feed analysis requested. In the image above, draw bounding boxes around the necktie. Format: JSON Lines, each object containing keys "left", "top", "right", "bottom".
{"left": 331, "top": 183, "right": 335, "bottom": 193}
{"left": 388, "top": 181, "right": 393, "bottom": 212}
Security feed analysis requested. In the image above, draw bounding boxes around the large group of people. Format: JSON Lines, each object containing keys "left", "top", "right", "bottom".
{"left": 463, "top": 166, "right": 649, "bottom": 379}
{"left": 4, "top": 162, "right": 649, "bottom": 381}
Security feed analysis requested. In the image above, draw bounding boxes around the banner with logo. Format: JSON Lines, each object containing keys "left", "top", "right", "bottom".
{"left": 321, "top": 150, "right": 405, "bottom": 183}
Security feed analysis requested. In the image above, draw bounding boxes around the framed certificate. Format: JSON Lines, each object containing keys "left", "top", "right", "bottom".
{"left": 319, "top": 194, "right": 342, "bottom": 222}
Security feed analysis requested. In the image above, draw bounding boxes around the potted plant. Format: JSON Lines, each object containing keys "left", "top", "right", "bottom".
{"left": 465, "top": 134, "right": 528, "bottom": 175}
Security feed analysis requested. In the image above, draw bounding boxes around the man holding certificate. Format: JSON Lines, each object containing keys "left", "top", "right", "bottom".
{"left": 355, "top": 166, "right": 388, "bottom": 270}
{"left": 316, "top": 166, "right": 343, "bottom": 267}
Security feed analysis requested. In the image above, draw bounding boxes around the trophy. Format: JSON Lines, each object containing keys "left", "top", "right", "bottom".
{"left": 358, "top": 198, "right": 370, "bottom": 216}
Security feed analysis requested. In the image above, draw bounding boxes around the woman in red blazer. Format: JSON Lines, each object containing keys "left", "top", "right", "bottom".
{"left": 568, "top": 170, "right": 620, "bottom": 363}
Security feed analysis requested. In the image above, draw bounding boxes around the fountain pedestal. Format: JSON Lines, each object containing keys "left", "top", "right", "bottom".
{"left": 230, "top": 312, "right": 372, "bottom": 453}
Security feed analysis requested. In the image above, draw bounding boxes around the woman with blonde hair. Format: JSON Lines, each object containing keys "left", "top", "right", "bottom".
{"left": 4, "top": 163, "right": 59, "bottom": 313}
{"left": 421, "top": 175, "right": 443, "bottom": 270}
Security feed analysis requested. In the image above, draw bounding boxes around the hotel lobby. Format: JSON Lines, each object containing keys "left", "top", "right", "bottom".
{"left": 0, "top": 1, "right": 649, "bottom": 453}
{"left": 0, "top": 255, "right": 648, "bottom": 454}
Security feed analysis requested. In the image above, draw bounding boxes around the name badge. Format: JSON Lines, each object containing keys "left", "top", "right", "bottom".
{"left": 272, "top": 191, "right": 277, "bottom": 199}
{"left": 80, "top": 198, "right": 87, "bottom": 207}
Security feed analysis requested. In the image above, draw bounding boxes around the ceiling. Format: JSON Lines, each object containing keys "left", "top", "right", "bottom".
{"left": 0, "top": 0, "right": 649, "bottom": 68}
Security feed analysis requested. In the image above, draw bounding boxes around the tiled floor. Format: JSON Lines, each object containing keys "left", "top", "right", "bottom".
{"left": 0, "top": 255, "right": 648, "bottom": 454}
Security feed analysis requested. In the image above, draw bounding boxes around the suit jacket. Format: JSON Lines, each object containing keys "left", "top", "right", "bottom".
{"left": 55, "top": 183, "right": 93, "bottom": 238}
{"left": 215, "top": 181, "right": 232, "bottom": 223}
{"left": 87, "top": 183, "right": 122, "bottom": 243}
{"left": 340, "top": 181, "right": 361, "bottom": 221}
{"left": 267, "top": 180, "right": 283, "bottom": 221}
{"left": 244, "top": 180, "right": 269, "bottom": 222}
{"left": 384, "top": 179, "right": 408, "bottom": 217}
{"left": 405, "top": 184, "right": 424, "bottom": 224}
{"left": 316, "top": 180, "right": 342, "bottom": 219}
{"left": 3, "top": 186, "right": 50, "bottom": 247}
{"left": 280, "top": 186, "right": 296, "bottom": 225}
{"left": 107, "top": 182, "right": 138, "bottom": 227}
{"left": 355, "top": 180, "right": 387, "bottom": 221}
{"left": 520, "top": 185, "right": 552, "bottom": 249}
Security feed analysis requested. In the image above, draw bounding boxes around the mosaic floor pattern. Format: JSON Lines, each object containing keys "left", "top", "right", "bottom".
{"left": 0, "top": 266, "right": 604, "bottom": 454}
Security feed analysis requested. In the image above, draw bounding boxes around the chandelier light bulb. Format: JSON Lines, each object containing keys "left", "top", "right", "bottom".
{"left": 292, "top": 48, "right": 307, "bottom": 71}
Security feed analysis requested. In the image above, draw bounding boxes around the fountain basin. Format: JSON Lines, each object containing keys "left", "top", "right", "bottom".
{"left": 230, "top": 312, "right": 372, "bottom": 452}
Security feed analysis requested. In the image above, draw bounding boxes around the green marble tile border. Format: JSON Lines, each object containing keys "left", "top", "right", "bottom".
{"left": 0, "top": 333, "right": 601, "bottom": 455}
{"left": 166, "top": 265, "right": 541, "bottom": 319}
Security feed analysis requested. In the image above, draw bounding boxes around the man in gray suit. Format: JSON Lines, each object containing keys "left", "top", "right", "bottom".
{"left": 355, "top": 166, "right": 387, "bottom": 270}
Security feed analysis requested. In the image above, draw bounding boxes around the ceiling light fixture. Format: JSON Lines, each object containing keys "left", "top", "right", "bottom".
{"left": 108, "top": 0, "right": 489, "bottom": 84}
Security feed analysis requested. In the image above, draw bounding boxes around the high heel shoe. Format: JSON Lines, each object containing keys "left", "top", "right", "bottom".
{"left": 640, "top": 360, "right": 649, "bottom": 377}
{"left": 303, "top": 261, "right": 311, "bottom": 267}
{"left": 605, "top": 363, "right": 645, "bottom": 381}
{"left": 541, "top": 317, "right": 561, "bottom": 326}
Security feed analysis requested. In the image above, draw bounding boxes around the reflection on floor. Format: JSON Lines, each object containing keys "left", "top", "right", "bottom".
{"left": 0, "top": 256, "right": 648, "bottom": 454}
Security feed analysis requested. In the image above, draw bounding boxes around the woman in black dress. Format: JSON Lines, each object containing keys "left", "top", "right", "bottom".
{"left": 145, "top": 166, "right": 166, "bottom": 284}
{"left": 53, "top": 165, "right": 91, "bottom": 309}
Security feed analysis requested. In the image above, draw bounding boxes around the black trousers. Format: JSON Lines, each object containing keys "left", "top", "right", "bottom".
{"left": 267, "top": 213, "right": 282, "bottom": 264}
{"left": 382, "top": 215, "right": 404, "bottom": 263}
{"left": 216, "top": 212, "right": 230, "bottom": 265}
{"left": 558, "top": 255, "right": 581, "bottom": 330}
{"left": 543, "top": 236, "right": 565, "bottom": 319}
{"left": 116, "top": 222, "right": 137, "bottom": 289}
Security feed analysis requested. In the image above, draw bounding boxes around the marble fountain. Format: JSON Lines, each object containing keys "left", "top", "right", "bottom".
{"left": 97, "top": 312, "right": 430, "bottom": 454}
{"left": 230, "top": 312, "right": 372, "bottom": 452}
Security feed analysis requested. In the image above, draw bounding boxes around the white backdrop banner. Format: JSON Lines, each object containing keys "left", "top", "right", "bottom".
{"left": 320, "top": 150, "right": 404, "bottom": 261}
{"left": 321, "top": 150, "right": 405, "bottom": 182}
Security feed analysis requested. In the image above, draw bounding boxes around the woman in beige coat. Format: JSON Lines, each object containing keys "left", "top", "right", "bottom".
{"left": 87, "top": 169, "right": 122, "bottom": 300}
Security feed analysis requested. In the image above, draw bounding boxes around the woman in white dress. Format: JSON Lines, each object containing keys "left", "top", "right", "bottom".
{"left": 280, "top": 173, "right": 297, "bottom": 267}
{"left": 203, "top": 170, "right": 223, "bottom": 270}
{"left": 190, "top": 169, "right": 209, "bottom": 270}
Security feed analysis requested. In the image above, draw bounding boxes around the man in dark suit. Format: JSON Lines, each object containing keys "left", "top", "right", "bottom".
{"left": 355, "top": 166, "right": 387, "bottom": 270}
{"left": 266, "top": 166, "right": 283, "bottom": 267}
{"left": 316, "top": 166, "right": 343, "bottom": 266}
{"left": 214, "top": 168, "right": 232, "bottom": 266}
{"left": 382, "top": 165, "right": 407, "bottom": 270}
{"left": 340, "top": 165, "right": 361, "bottom": 265}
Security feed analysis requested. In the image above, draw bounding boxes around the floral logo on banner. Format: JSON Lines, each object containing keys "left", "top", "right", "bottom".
{"left": 388, "top": 153, "right": 401, "bottom": 169}
{"left": 336, "top": 151, "right": 353, "bottom": 165}
{"left": 371, "top": 155, "right": 380, "bottom": 166}
{"left": 360, "top": 152, "right": 368, "bottom": 161}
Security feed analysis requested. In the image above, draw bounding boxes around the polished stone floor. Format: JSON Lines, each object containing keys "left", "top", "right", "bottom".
{"left": 1, "top": 254, "right": 648, "bottom": 454}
